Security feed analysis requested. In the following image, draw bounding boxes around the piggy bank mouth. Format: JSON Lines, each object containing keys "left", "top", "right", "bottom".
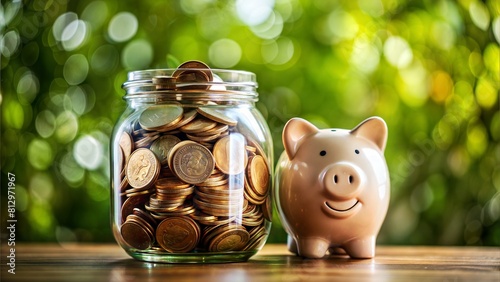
{"left": 323, "top": 199, "right": 361, "bottom": 218}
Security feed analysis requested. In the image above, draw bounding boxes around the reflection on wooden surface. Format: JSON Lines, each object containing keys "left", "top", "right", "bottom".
{"left": 1, "top": 244, "right": 499, "bottom": 281}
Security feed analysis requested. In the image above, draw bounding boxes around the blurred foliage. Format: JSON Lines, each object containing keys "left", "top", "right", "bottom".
{"left": 1, "top": 0, "right": 499, "bottom": 246}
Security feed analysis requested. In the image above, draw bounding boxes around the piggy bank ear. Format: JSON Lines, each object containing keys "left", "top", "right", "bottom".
{"left": 283, "top": 118, "right": 319, "bottom": 159}
{"left": 350, "top": 116, "right": 388, "bottom": 152}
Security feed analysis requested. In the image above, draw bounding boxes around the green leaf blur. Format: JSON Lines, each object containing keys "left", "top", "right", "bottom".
{"left": 1, "top": 0, "right": 499, "bottom": 246}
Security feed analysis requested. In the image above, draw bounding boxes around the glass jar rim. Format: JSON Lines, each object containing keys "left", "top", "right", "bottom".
{"left": 122, "top": 69, "right": 258, "bottom": 102}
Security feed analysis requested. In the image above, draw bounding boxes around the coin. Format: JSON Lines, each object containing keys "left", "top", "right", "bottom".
{"left": 247, "top": 155, "right": 269, "bottom": 196}
{"left": 156, "top": 216, "right": 200, "bottom": 253}
{"left": 132, "top": 208, "right": 157, "bottom": 228}
{"left": 164, "top": 109, "right": 197, "bottom": 131}
{"left": 195, "top": 124, "right": 229, "bottom": 137}
{"left": 173, "top": 61, "right": 213, "bottom": 90}
{"left": 150, "top": 135, "right": 181, "bottom": 165}
{"left": 180, "top": 118, "right": 217, "bottom": 133}
{"left": 213, "top": 133, "right": 247, "bottom": 175}
{"left": 197, "top": 107, "right": 237, "bottom": 126}
{"left": 139, "top": 104, "right": 183, "bottom": 130}
{"left": 171, "top": 141, "right": 215, "bottom": 184}
{"left": 152, "top": 76, "right": 176, "bottom": 90}
{"left": 126, "top": 148, "right": 160, "bottom": 189}
{"left": 262, "top": 196, "right": 273, "bottom": 222}
{"left": 208, "top": 225, "right": 249, "bottom": 252}
{"left": 121, "top": 194, "right": 150, "bottom": 223}
{"left": 121, "top": 221, "right": 153, "bottom": 250}
{"left": 119, "top": 132, "right": 133, "bottom": 160}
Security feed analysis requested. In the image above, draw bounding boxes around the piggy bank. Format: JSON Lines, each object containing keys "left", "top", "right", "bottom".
{"left": 275, "top": 117, "right": 390, "bottom": 259}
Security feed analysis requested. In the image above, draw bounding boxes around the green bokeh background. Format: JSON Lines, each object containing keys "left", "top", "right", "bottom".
{"left": 1, "top": 0, "right": 499, "bottom": 246}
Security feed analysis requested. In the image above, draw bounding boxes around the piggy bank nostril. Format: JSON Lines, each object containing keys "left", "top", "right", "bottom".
{"left": 333, "top": 175, "right": 338, "bottom": 184}
{"left": 348, "top": 175, "right": 353, "bottom": 184}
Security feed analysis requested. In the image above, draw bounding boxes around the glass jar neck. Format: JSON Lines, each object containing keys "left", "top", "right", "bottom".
{"left": 122, "top": 69, "right": 258, "bottom": 106}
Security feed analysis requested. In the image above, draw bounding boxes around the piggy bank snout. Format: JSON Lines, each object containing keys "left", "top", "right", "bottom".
{"left": 323, "top": 163, "right": 364, "bottom": 200}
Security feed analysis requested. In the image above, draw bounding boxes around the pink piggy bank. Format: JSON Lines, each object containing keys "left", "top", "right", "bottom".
{"left": 275, "top": 117, "right": 390, "bottom": 259}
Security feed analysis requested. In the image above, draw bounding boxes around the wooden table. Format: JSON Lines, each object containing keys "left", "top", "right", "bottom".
{"left": 1, "top": 244, "right": 499, "bottom": 281}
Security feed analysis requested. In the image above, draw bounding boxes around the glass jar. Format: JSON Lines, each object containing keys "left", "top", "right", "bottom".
{"left": 110, "top": 62, "right": 273, "bottom": 263}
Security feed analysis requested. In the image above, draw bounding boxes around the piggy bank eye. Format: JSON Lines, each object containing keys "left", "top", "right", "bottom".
{"left": 355, "top": 149, "right": 360, "bottom": 154}
{"left": 320, "top": 150, "right": 327, "bottom": 156}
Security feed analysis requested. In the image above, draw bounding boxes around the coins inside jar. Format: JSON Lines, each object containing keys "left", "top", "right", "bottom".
{"left": 116, "top": 61, "right": 271, "bottom": 254}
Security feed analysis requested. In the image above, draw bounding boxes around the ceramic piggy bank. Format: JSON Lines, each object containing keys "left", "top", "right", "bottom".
{"left": 275, "top": 117, "right": 390, "bottom": 259}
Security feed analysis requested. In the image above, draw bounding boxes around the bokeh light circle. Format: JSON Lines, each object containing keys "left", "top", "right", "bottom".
{"left": 121, "top": 39, "right": 153, "bottom": 69}
{"left": 74, "top": 135, "right": 103, "bottom": 170}
{"left": 27, "top": 138, "right": 54, "bottom": 170}
{"left": 63, "top": 54, "right": 89, "bottom": 85}
{"left": 108, "top": 12, "right": 138, "bottom": 42}
{"left": 208, "top": 39, "right": 242, "bottom": 68}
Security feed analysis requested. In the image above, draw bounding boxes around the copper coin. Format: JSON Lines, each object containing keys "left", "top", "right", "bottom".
{"left": 139, "top": 104, "right": 183, "bottom": 130}
{"left": 262, "top": 196, "right": 273, "bottom": 222}
{"left": 247, "top": 155, "right": 269, "bottom": 196}
{"left": 163, "top": 109, "right": 197, "bottom": 131}
{"left": 180, "top": 118, "right": 217, "bottom": 133}
{"left": 197, "top": 107, "right": 237, "bottom": 126}
{"left": 150, "top": 135, "right": 181, "bottom": 165}
{"left": 155, "top": 177, "right": 191, "bottom": 189}
{"left": 213, "top": 133, "right": 247, "bottom": 175}
{"left": 173, "top": 61, "right": 213, "bottom": 90}
{"left": 120, "top": 194, "right": 149, "bottom": 223}
{"left": 121, "top": 221, "right": 153, "bottom": 250}
{"left": 195, "top": 124, "right": 229, "bottom": 137}
{"left": 171, "top": 141, "right": 215, "bottom": 184}
{"left": 152, "top": 76, "right": 176, "bottom": 90}
{"left": 208, "top": 226, "right": 249, "bottom": 252}
{"left": 126, "top": 148, "right": 160, "bottom": 189}
{"left": 119, "top": 132, "right": 134, "bottom": 160}
{"left": 155, "top": 216, "right": 200, "bottom": 253}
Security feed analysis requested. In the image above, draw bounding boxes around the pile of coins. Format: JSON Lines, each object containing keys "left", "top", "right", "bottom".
{"left": 116, "top": 61, "right": 272, "bottom": 254}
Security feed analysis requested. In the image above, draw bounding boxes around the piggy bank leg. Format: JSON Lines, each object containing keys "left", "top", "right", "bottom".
{"left": 343, "top": 236, "right": 376, "bottom": 259}
{"left": 287, "top": 235, "right": 298, "bottom": 254}
{"left": 297, "top": 237, "right": 329, "bottom": 259}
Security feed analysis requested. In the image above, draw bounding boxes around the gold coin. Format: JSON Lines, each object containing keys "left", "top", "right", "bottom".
{"left": 150, "top": 135, "right": 181, "bottom": 165}
{"left": 126, "top": 148, "right": 160, "bottom": 189}
{"left": 247, "top": 155, "right": 269, "bottom": 196}
{"left": 213, "top": 133, "right": 247, "bottom": 175}
{"left": 119, "top": 132, "right": 133, "bottom": 160}
{"left": 139, "top": 104, "right": 183, "bottom": 130}
{"left": 197, "top": 107, "right": 237, "bottom": 126}
{"left": 171, "top": 141, "right": 215, "bottom": 184}
{"left": 156, "top": 216, "right": 200, "bottom": 253}
{"left": 180, "top": 118, "right": 217, "bottom": 133}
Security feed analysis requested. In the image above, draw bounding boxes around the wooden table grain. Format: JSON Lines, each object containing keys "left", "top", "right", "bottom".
{"left": 1, "top": 244, "right": 499, "bottom": 281}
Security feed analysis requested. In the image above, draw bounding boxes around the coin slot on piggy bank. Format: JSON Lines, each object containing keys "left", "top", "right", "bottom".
{"left": 275, "top": 117, "right": 390, "bottom": 259}
{"left": 111, "top": 61, "right": 273, "bottom": 263}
